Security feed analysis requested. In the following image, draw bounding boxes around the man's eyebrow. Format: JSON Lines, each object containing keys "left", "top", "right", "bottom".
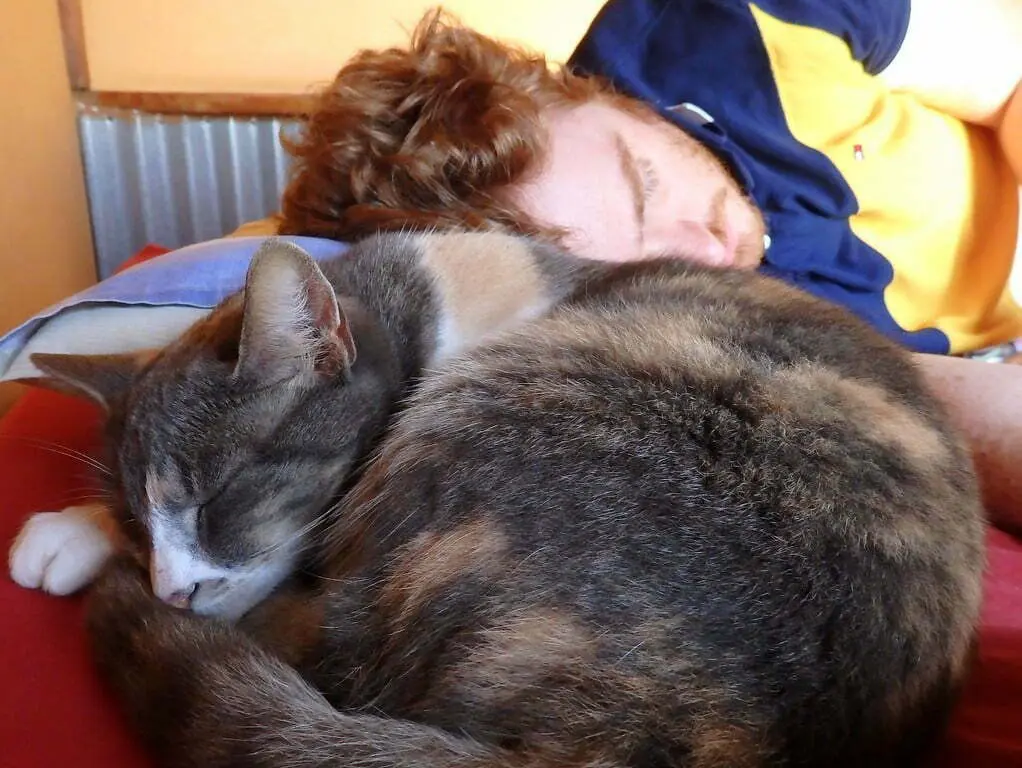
{"left": 613, "top": 132, "right": 645, "bottom": 226}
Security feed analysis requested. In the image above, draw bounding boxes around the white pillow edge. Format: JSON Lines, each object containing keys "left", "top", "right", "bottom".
{"left": 2, "top": 304, "right": 209, "bottom": 382}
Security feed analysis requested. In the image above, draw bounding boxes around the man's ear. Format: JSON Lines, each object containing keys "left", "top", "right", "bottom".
{"left": 27, "top": 351, "right": 153, "bottom": 411}
{"left": 234, "top": 238, "right": 356, "bottom": 384}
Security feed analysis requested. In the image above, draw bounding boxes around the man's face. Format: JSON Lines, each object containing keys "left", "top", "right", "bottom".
{"left": 508, "top": 100, "right": 766, "bottom": 268}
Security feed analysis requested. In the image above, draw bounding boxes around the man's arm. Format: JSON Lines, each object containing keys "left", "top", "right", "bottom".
{"left": 914, "top": 352, "right": 1022, "bottom": 534}
{"left": 880, "top": 0, "right": 1022, "bottom": 180}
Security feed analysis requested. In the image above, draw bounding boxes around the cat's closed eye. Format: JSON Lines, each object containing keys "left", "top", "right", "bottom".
{"left": 192, "top": 484, "right": 229, "bottom": 543}
{"left": 194, "top": 500, "right": 224, "bottom": 551}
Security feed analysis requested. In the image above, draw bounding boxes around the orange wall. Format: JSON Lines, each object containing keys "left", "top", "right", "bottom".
{"left": 0, "top": 2, "right": 97, "bottom": 412}
{"left": 83, "top": 1, "right": 606, "bottom": 93}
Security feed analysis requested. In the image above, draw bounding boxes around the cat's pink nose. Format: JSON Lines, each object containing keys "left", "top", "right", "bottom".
{"left": 162, "top": 583, "right": 198, "bottom": 609}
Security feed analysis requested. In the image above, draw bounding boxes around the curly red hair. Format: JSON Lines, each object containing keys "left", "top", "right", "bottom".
{"left": 279, "top": 10, "right": 632, "bottom": 242}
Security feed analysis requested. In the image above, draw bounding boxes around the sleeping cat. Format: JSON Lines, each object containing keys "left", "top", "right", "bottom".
{"left": 79, "top": 233, "right": 981, "bottom": 766}
{"left": 11, "top": 232, "right": 591, "bottom": 619}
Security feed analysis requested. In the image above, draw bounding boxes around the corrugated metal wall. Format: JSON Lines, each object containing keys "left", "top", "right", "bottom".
{"left": 78, "top": 105, "right": 299, "bottom": 277}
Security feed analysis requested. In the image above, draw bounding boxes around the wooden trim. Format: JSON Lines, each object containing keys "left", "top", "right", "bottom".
{"left": 57, "top": 0, "right": 90, "bottom": 90}
{"left": 76, "top": 91, "right": 317, "bottom": 117}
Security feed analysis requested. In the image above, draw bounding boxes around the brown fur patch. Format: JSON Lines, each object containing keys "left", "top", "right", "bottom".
{"left": 474, "top": 609, "right": 594, "bottom": 666}
{"left": 835, "top": 380, "right": 947, "bottom": 465}
{"left": 380, "top": 518, "right": 507, "bottom": 625}
{"left": 76, "top": 501, "right": 128, "bottom": 547}
{"left": 418, "top": 232, "right": 553, "bottom": 360}
{"left": 764, "top": 364, "right": 960, "bottom": 557}
{"left": 880, "top": 566, "right": 983, "bottom": 722}
{"left": 731, "top": 271, "right": 809, "bottom": 307}
{"left": 535, "top": 305, "right": 746, "bottom": 381}
{"left": 240, "top": 589, "right": 327, "bottom": 668}
{"left": 768, "top": 365, "right": 948, "bottom": 467}
{"left": 450, "top": 608, "right": 596, "bottom": 701}
{"left": 144, "top": 467, "right": 181, "bottom": 514}
{"left": 688, "top": 719, "right": 765, "bottom": 768}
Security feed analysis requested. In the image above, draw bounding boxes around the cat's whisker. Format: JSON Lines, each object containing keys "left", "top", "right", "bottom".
{"left": 48, "top": 483, "right": 115, "bottom": 508}
{"left": 64, "top": 485, "right": 113, "bottom": 495}
{"left": 510, "top": 545, "right": 552, "bottom": 573}
{"left": 380, "top": 506, "right": 420, "bottom": 545}
{"left": 617, "top": 640, "right": 645, "bottom": 663}
{"left": 64, "top": 494, "right": 114, "bottom": 505}
{"left": 0, "top": 435, "right": 113, "bottom": 477}
{"left": 250, "top": 504, "right": 339, "bottom": 560}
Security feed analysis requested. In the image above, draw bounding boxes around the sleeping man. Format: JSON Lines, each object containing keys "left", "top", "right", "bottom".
{"left": 279, "top": 0, "right": 1022, "bottom": 533}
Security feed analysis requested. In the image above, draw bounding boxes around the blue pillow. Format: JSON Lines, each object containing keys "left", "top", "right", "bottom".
{"left": 0, "top": 236, "right": 349, "bottom": 382}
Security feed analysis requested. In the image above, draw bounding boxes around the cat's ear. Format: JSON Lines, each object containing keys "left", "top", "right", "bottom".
{"left": 235, "top": 239, "right": 356, "bottom": 384}
{"left": 27, "top": 351, "right": 152, "bottom": 411}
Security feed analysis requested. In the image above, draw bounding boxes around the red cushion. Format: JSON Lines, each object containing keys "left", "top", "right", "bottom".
{"left": 1, "top": 246, "right": 1021, "bottom": 766}
{"left": 0, "top": 243, "right": 171, "bottom": 767}
{"left": 937, "top": 529, "right": 1022, "bottom": 766}
{"left": 0, "top": 391, "right": 149, "bottom": 766}
{"left": 120, "top": 243, "right": 173, "bottom": 272}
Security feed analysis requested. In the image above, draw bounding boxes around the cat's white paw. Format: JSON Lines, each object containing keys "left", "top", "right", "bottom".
{"left": 8, "top": 505, "right": 115, "bottom": 595}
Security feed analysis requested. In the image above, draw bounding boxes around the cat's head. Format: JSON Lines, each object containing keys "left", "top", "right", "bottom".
{"left": 31, "top": 240, "right": 388, "bottom": 620}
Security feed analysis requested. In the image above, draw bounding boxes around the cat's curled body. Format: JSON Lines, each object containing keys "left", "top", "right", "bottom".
{"left": 22, "top": 232, "right": 588, "bottom": 618}
{"left": 87, "top": 234, "right": 984, "bottom": 768}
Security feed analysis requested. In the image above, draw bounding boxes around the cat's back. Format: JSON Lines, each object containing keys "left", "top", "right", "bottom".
{"left": 330, "top": 260, "right": 984, "bottom": 766}
{"left": 387, "top": 261, "right": 982, "bottom": 595}
{"left": 320, "top": 230, "right": 593, "bottom": 367}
